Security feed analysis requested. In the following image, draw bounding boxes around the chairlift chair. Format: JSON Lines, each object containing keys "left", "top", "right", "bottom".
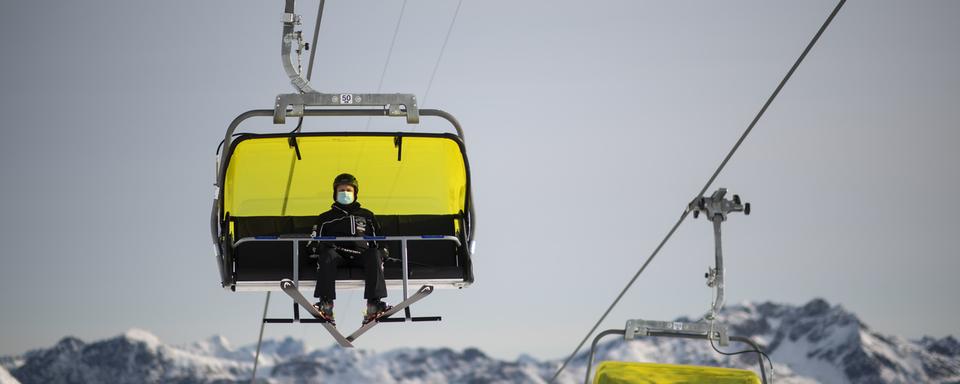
{"left": 212, "top": 116, "right": 476, "bottom": 293}
{"left": 206, "top": 1, "right": 479, "bottom": 352}
{"left": 212, "top": 0, "right": 475, "bottom": 363}
{"left": 585, "top": 324, "right": 766, "bottom": 384}
{"left": 210, "top": 0, "right": 476, "bottom": 298}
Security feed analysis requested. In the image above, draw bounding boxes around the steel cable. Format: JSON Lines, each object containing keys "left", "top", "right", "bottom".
{"left": 549, "top": 1, "right": 847, "bottom": 381}
{"left": 422, "top": 0, "right": 465, "bottom": 106}
{"left": 382, "top": 0, "right": 465, "bottom": 212}
{"left": 363, "top": 0, "right": 409, "bottom": 132}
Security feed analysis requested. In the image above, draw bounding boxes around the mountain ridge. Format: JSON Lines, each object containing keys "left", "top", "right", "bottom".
{"left": 3, "top": 298, "right": 957, "bottom": 383}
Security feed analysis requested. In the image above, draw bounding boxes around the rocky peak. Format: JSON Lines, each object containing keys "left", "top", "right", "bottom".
{"left": 921, "top": 335, "right": 960, "bottom": 357}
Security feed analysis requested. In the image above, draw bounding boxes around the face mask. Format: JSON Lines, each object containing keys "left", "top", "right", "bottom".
{"left": 336, "top": 191, "right": 355, "bottom": 205}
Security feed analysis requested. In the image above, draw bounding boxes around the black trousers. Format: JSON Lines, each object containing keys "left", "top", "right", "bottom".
{"left": 313, "top": 246, "right": 387, "bottom": 301}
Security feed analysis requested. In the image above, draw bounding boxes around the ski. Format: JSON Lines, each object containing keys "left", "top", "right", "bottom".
{"left": 346, "top": 285, "right": 435, "bottom": 343}
{"left": 279, "top": 279, "right": 354, "bottom": 348}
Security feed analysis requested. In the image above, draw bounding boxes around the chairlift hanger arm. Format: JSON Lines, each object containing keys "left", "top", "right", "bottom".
{"left": 282, "top": 0, "right": 313, "bottom": 93}
{"left": 688, "top": 188, "right": 750, "bottom": 320}
{"left": 278, "top": 0, "right": 419, "bottom": 124}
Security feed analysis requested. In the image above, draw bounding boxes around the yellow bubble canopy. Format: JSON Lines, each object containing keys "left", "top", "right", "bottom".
{"left": 593, "top": 362, "right": 762, "bottom": 384}
{"left": 223, "top": 133, "right": 469, "bottom": 218}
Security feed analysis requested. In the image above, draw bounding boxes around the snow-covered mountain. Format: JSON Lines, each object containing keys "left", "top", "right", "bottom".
{"left": 0, "top": 365, "right": 21, "bottom": 384}
{"left": 2, "top": 299, "right": 957, "bottom": 383}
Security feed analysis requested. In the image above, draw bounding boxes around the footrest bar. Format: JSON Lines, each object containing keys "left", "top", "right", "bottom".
{"left": 377, "top": 316, "right": 442, "bottom": 323}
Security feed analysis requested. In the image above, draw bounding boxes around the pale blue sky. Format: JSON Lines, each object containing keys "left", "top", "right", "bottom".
{"left": 1, "top": 0, "right": 958, "bottom": 360}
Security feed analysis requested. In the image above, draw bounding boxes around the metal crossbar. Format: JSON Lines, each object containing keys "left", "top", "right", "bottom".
{"left": 233, "top": 235, "right": 460, "bottom": 301}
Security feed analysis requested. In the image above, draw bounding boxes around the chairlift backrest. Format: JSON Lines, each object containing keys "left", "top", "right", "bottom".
{"left": 223, "top": 133, "right": 468, "bottom": 217}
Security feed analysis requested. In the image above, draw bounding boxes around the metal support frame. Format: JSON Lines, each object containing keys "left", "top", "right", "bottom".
{"left": 276, "top": 0, "right": 419, "bottom": 124}
{"left": 262, "top": 304, "right": 342, "bottom": 324}
{"left": 401, "top": 238, "right": 410, "bottom": 304}
{"left": 251, "top": 291, "right": 271, "bottom": 383}
{"left": 273, "top": 92, "right": 419, "bottom": 124}
{"left": 687, "top": 188, "right": 750, "bottom": 320}
{"left": 293, "top": 242, "right": 299, "bottom": 288}
{"left": 625, "top": 319, "right": 729, "bottom": 346}
{"left": 584, "top": 323, "right": 768, "bottom": 384}
{"left": 281, "top": 0, "right": 310, "bottom": 93}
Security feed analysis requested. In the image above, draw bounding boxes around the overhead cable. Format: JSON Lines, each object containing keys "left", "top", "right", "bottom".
{"left": 422, "top": 0, "right": 465, "bottom": 106}
{"left": 363, "top": 0, "right": 409, "bottom": 132}
{"left": 376, "top": 0, "right": 408, "bottom": 92}
{"left": 305, "top": 0, "right": 326, "bottom": 81}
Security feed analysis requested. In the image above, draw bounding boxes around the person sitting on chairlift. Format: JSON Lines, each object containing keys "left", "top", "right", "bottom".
{"left": 310, "top": 173, "right": 391, "bottom": 325}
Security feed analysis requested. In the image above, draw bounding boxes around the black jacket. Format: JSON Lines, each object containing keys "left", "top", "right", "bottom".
{"left": 311, "top": 202, "right": 382, "bottom": 252}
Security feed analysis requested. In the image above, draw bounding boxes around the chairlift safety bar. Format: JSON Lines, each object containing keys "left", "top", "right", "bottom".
{"left": 232, "top": 235, "right": 460, "bottom": 302}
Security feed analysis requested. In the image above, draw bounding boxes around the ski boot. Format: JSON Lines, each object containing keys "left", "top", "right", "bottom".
{"left": 363, "top": 300, "right": 392, "bottom": 324}
{"left": 313, "top": 300, "right": 335, "bottom": 326}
